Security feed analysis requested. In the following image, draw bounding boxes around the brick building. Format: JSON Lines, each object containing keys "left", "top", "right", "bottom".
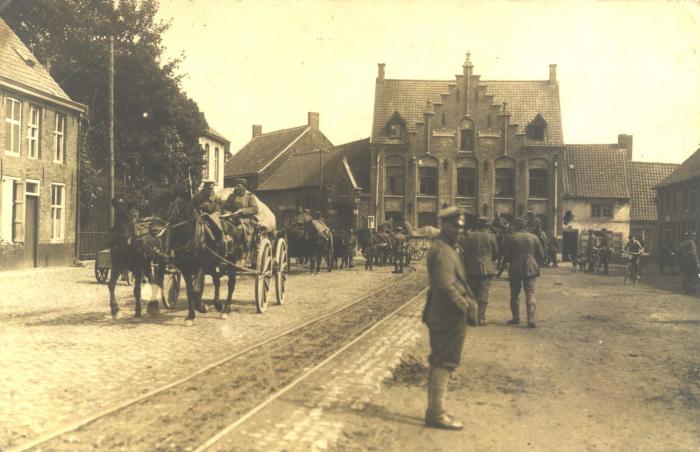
{"left": 0, "top": 18, "right": 86, "bottom": 270}
{"left": 369, "top": 55, "right": 564, "bottom": 231}
{"left": 224, "top": 112, "right": 332, "bottom": 190}
{"left": 654, "top": 148, "right": 700, "bottom": 248}
{"left": 256, "top": 137, "right": 371, "bottom": 229}
{"left": 627, "top": 160, "right": 679, "bottom": 254}
{"left": 199, "top": 127, "right": 230, "bottom": 187}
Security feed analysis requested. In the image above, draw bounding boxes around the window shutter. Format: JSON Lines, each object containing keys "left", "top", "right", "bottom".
{"left": 13, "top": 181, "right": 25, "bottom": 243}
{"left": 1, "top": 178, "right": 13, "bottom": 242}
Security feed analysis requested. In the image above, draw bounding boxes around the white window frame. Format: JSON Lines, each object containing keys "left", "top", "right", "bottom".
{"left": 53, "top": 112, "right": 66, "bottom": 164}
{"left": 27, "top": 105, "right": 40, "bottom": 159}
{"left": 51, "top": 183, "right": 65, "bottom": 242}
{"left": 214, "top": 146, "right": 220, "bottom": 185}
{"left": 1, "top": 176, "right": 20, "bottom": 243}
{"left": 203, "top": 143, "right": 210, "bottom": 179}
{"left": 4, "top": 97, "right": 22, "bottom": 156}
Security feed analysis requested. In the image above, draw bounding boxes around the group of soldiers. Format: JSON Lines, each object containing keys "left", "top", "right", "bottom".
{"left": 423, "top": 208, "right": 544, "bottom": 430}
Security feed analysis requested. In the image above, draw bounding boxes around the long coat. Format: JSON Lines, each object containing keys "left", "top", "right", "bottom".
{"left": 424, "top": 235, "right": 475, "bottom": 329}
{"left": 679, "top": 239, "right": 699, "bottom": 270}
{"left": 503, "top": 231, "right": 544, "bottom": 278}
{"left": 462, "top": 230, "right": 499, "bottom": 276}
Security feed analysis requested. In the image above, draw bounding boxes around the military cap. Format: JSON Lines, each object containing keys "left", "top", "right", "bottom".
{"left": 477, "top": 216, "right": 490, "bottom": 226}
{"left": 438, "top": 206, "right": 464, "bottom": 226}
{"left": 233, "top": 177, "right": 247, "bottom": 186}
{"left": 513, "top": 217, "right": 528, "bottom": 230}
{"left": 683, "top": 232, "right": 690, "bottom": 237}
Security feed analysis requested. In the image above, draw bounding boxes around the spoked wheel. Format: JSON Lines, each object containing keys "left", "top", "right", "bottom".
{"left": 255, "top": 237, "right": 273, "bottom": 313}
{"left": 162, "top": 270, "right": 181, "bottom": 309}
{"left": 94, "top": 260, "right": 109, "bottom": 283}
{"left": 274, "top": 237, "right": 288, "bottom": 305}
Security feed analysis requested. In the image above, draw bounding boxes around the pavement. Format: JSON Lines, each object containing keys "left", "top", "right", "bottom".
{"left": 0, "top": 261, "right": 406, "bottom": 449}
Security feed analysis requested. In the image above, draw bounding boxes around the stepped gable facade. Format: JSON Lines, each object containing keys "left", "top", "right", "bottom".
{"left": 369, "top": 55, "right": 564, "bottom": 230}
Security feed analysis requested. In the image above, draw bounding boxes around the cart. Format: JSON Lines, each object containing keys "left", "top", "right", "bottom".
{"left": 94, "top": 248, "right": 181, "bottom": 308}
{"left": 405, "top": 235, "right": 431, "bottom": 263}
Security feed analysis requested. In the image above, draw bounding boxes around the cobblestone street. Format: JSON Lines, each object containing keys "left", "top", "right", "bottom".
{"left": 0, "top": 261, "right": 405, "bottom": 448}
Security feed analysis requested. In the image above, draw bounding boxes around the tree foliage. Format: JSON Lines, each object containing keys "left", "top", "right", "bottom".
{"left": 3, "top": 0, "right": 207, "bottom": 226}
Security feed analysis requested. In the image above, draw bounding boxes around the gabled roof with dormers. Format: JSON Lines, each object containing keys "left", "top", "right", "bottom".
{"left": 0, "top": 18, "right": 85, "bottom": 112}
{"left": 371, "top": 70, "right": 562, "bottom": 146}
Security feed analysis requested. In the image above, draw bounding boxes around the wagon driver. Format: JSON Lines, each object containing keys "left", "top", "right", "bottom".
{"left": 423, "top": 206, "right": 477, "bottom": 430}
{"left": 224, "top": 178, "right": 260, "bottom": 255}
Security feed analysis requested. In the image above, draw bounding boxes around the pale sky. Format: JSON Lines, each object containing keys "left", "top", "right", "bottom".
{"left": 157, "top": 0, "right": 700, "bottom": 164}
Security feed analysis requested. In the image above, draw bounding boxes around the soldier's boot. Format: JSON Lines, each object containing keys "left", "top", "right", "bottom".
{"left": 527, "top": 303, "right": 537, "bottom": 328}
{"left": 507, "top": 298, "right": 520, "bottom": 325}
{"left": 425, "top": 366, "right": 463, "bottom": 431}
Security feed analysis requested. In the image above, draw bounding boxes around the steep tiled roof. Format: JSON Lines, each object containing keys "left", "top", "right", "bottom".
{"left": 563, "top": 144, "right": 630, "bottom": 199}
{"left": 225, "top": 125, "right": 308, "bottom": 176}
{"left": 204, "top": 127, "right": 230, "bottom": 144}
{"left": 483, "top": 80, "right": 563, "bottom": 145}
{"left": 371, "top": 77, "right": 562, "bottom": 145}
{"left": 628, "top": 161, "right": 680, "bottom": 222}
{"left": 655, "top": 148, "right": 700, "bottom": 188}
{"left": 371, "top": 79, "right": 449, "bottom": 143}
{"left": 0, "top": 18, "right": 75, "bottom": 104}
{"left": 258, "top": 138, "right": 370, "bottom": 191}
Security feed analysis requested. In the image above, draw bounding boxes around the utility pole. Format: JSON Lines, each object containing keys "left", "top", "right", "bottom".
{"left": 108, "top": 35, "right": 115, "bottom": 227}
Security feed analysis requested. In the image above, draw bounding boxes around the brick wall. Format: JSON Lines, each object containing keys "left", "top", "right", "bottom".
{"left": 0, "top": 88, "right": 80, "bottom": 269}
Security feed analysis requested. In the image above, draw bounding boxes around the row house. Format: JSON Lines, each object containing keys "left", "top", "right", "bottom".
{"left": 224, "top": 112, "right": 333, "bottom": 191}
{"left": 654, "top": 148, "right": 700, "bottom": 249}
{"left": 256, "top": 137, "right": 371, "bottom": 229}
{"left": 369, "top": 55, "right": 564, "bottom": 231}
{"left": 0, "top": 18, "right": 86, "bottom": 269}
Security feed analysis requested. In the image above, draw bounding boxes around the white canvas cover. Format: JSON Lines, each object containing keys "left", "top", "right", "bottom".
{"left": 214, "top": 187, "right": 276, "bottom": 233}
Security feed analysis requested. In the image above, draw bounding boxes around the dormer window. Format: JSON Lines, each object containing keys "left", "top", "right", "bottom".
{"left": 526, "top": 113, "right": 548, "bottom": 141}
{"left": 460, "top": 118, "right": 475, "bottom": 151}
{"left": 385, "top": 111, "right": 406, "bottom": 141}
{"left": 389, "top": 123, "right": 401, "bottom": 139}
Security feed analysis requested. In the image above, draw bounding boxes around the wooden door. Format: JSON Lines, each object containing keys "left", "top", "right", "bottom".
{"left": 25, "top": 195, "right": 39, "bottom": 267}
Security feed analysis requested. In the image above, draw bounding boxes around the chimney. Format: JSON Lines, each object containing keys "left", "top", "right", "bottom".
{"left": 618, "top": 134, "right": 633, "bottom": 161}
{"left": 549, "top": 64, "right": 557, "bottom": 84}
{"left": 308, "top": 112, "right": 319, "bottom": 130}
{"left": 377, "top": 63, "right": 385, "bottom": 81}
{"left": 252, "top": 124, "right": 262, "bottom": 138}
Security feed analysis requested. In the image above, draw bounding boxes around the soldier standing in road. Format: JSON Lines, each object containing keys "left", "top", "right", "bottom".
{"left": 600, "top": 228, "right": 611, "bottom": 274}
{"left": 679, "top": 232, "right": 699, "bottom": 294}
{"left": 422, "top": 207, "right": 477, "bottom": 430}
{"left": 462, "top": 217, "right": 499, "bottom": 326}
{"left": 659, "top": 234, "right": 676, "bottom": 274}
{"left": 503, "top": 217, "right": 544, "bottom": 328}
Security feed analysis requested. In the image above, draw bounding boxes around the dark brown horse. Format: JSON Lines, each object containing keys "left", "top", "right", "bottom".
{"left": 107, "top": 197, "right": 166, "bottom": 319}
{"left": 165, "top": 193, "right": 245, "bottom": 324}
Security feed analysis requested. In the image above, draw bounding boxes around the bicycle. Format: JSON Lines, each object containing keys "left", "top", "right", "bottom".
{"left": 624, "top": 253, "right": 641, "bottom": 285}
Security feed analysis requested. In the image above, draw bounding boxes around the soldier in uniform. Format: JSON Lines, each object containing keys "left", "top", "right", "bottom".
{"left": 599, "top": 228, "right": 611, "bottom": 274}
{"left": 190, "top": 180, "right": 219, "bottom": 214}
{"left": 391, "top": 226, "right": 407, "bottom": 273}
{"left": 502, "top": 217, "right": 544, "bottom": 328}
{"left": 295, "top": 206, "right": 313, "bottom": 225}
{"left": 223, "top": 178, "right": 260, "bottom": 264}
{"left": 392, "top": 215, "right": 414, "bottom": 236}
{"left": 462, "top": 217, "right": 499, "bottom": 326}
{"left": 423, "top": 207, "right": 477, "bottom": 430}
{"left": 659, "top": 234, "right": 676, "bottom": 274}
{"left": 679, "top": 232, "right": 699, "bottom": 293}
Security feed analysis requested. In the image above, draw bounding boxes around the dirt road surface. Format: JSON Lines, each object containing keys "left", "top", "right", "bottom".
{"left": 219, "top": 264, "right": 700, "bottom": 451}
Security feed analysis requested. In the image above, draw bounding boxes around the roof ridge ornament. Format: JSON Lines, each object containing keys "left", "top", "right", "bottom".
{"left": 463, "top": 51, "right": 472, "bottom": 67}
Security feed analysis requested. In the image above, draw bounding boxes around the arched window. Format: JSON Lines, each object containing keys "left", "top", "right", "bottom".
{"left": 384, "top": 155, "right": 405, "bottom": 195}
{"left": 460, "top": 118, "right": 475, "bottom": 151}
{"left": 214, "top": 147, "right": 220, "bottom": 184}
{"left": 203, "top": 143, "right": 210, "bottom": 179}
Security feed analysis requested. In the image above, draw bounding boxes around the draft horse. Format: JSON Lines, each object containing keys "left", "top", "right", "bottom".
{"left": 107, "top": 197, "right": 166, "bottom": 319}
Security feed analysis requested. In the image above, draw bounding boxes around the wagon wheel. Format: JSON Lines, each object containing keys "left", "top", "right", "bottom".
{"left": 255, "top": 237, "right": 273, "bottom": 313}
{"left": 274, "top": 237, "right": 288, "bottom": 305}
{"left": 94, "top": 260, "right": 109, "bottom": 283}
{"left": 161, "top": 270, "right": 181, "bottom": 309}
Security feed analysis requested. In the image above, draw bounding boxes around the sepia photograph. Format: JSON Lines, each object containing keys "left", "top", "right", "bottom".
{"left": 1, "top": 0, "right": 699, "bottom": 450}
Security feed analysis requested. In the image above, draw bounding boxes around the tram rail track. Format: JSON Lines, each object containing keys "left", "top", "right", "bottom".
{"left": 12, "top": 266, "right": 425, "bottom": 452}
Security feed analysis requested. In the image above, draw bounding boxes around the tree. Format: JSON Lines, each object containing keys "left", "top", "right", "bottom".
{"left": 3, "top": 0, "right": 208, "bottom": 226}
